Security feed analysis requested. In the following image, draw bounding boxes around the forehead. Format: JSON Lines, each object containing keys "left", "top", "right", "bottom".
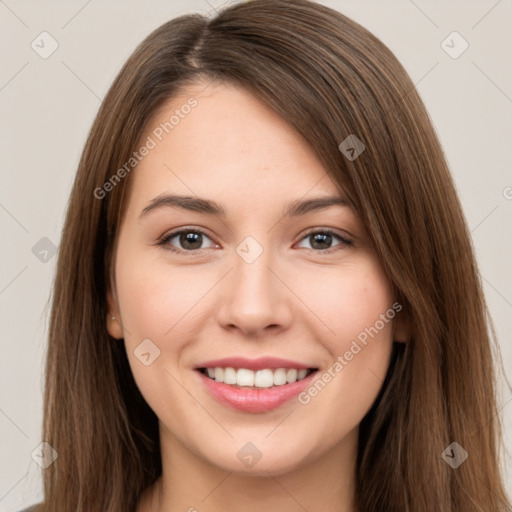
{"left": 124, "top": 81, "right": 343, "bottom": 217}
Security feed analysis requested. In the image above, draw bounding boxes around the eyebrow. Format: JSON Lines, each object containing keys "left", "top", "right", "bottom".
{"left": 139, "top": 193, "right": 351, "bottom": 220}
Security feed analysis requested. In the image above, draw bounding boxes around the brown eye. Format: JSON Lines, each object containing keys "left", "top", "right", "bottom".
{"left": 176, "top": 231, "right": 203, "bottom": 250}
{"left": 297, "top": 230, "right": 352, "bottom": 253}
{"left": 158, "top": 228, "right": 216, "bottom": 253}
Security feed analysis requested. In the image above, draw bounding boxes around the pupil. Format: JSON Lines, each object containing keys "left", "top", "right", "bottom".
{"left": 181, "top": 232, "right": 202, "bottom": 250}
{"left": 311, "top": 233, "right": 331, "bottom": 250}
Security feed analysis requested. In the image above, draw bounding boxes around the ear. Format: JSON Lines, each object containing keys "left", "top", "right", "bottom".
{"left": 106, "top": 282, "right": 124, "bottom": 340}
{"left": 392, "top": 303, "right": 410, "bottom": 344}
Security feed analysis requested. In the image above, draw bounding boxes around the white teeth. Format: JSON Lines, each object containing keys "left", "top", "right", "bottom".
{"left": 273, "top": 368, "right": 287, "bottom": 385}
{"left": 254, "top": 369, "right": 274, "bottom": 388}
{"left": 236, "top": 368, "right": 254, "bottom": 386}
{"left": 214, "top": 367, "right": 224, "bottom": 382}
{"left": 286, "top": 368, "right": 297, "bottom": 383}
{"left": 223, "top": 367, "right": 237, "bottom": 385}
{"left": 297, "top": 369, "right": 308, "bottom": 380}
{"left": 202, "top": 367, "right": 314, "bottom": 387}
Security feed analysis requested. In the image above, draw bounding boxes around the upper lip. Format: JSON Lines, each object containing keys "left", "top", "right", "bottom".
{"left": 194, "top": 357, "right": 317, "bottom": 371}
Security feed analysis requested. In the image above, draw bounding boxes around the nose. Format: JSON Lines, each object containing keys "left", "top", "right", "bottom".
{"left": 215, "top": 245, "right": 293, "bottom": 338}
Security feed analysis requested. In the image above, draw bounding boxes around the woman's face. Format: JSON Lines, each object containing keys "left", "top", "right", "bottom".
{"left": 107, "top": 81, "right": 402, "bottom": 476}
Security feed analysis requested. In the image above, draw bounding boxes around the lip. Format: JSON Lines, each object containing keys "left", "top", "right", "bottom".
{"left": 195, "top": 367, "right": 318, "bottom": 413}
{"left": 194, "top": 356, "right": 315, "bottom": 371}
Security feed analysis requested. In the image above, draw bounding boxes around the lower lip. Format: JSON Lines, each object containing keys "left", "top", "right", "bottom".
{"left": 196, "top": 370, "right": 317, "bottom": 413}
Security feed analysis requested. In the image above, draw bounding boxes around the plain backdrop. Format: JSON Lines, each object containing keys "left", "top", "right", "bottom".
{"left": 1, "top": 0, "right": 511, "bottom": 510}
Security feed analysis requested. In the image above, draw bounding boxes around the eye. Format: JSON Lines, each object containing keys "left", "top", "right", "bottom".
{"left": 157, "top": 228, "right": 217, "bottom": 253}
{"left": 157, "top": 227, "right": 353, "bottom": 255}
{"left": 296, "top": 229, "right": 353, "bottom": 253}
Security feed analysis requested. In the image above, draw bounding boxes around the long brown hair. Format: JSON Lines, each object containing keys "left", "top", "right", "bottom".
{"left": 40, "top": 1, "right": 511, "bottom": 510}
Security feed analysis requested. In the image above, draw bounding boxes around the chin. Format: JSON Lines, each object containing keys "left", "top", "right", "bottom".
{"left": 199, "top": 439, "right": 313, "bottom": 476}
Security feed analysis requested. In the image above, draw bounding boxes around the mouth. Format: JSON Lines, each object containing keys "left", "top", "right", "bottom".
{"left": 196, "top": 366, "right": 318, "bottom": 389}
{"left": 194, "top": 363, "right": 319, "bottom": 413}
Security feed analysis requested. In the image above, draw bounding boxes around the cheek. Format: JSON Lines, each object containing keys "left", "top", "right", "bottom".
{"left": 294, "top": 256, "right": 394, "bottom": 348}
{"left": 293, "top": 258, "right": 395, "bottom": 429}
{"left": 114, "top": 251, "right": 209, "bottom": 428}
{"left": 115, "top": 250, "right": 213, "bottom": 342}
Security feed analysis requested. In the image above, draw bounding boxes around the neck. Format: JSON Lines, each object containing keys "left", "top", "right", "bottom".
{"left": 139, "top": 424, "right": 359, "bottom": 512}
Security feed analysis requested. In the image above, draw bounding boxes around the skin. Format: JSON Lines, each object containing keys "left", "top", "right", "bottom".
{"left": 107, "top": 80, "right": 408, "bottom": 512}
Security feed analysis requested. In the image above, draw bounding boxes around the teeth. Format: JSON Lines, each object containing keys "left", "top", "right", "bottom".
{"left": 237, "top": 368, "right": 255, "bottom": 386}
{"left": 255, "top": 369, "right": 273, "bottom": 388}
{"left": 286, "top": 369, "right": 297, "bottom": 383}
{"left": 223, "top": 367, "right": 237, "bottom": 385}
{"left": 201, "top": 367, "right": 314, "bottom": 387}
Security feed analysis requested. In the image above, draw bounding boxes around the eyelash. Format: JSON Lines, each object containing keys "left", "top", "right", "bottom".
{"left": 156, "top": 227, "right": 353, "bottom": 255}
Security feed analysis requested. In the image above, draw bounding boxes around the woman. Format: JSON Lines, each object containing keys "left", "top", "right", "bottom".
{"left": 22, "top": 0, "right": 511, "bottom": 510}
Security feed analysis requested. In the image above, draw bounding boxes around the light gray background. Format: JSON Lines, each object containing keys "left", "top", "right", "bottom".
{"left": 1, "top": 0, "right": 511, "bottom": 509}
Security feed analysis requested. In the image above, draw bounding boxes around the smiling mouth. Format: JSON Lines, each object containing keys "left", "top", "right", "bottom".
{"left": 197, "top": 367, "right": 318, "bottom": 389}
